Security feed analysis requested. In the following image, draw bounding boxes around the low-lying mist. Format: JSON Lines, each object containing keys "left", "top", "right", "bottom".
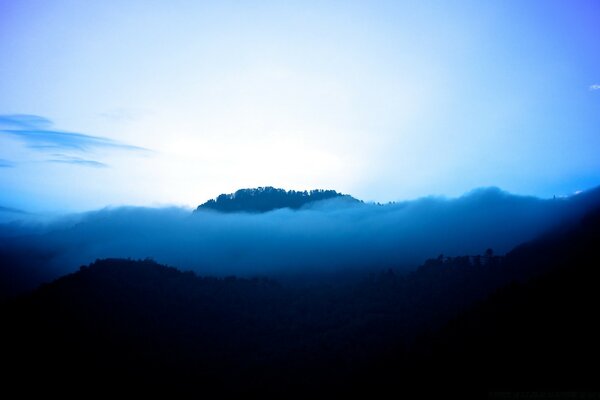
{"left": 2, "top": 186, "right": 599, "bottom": 296}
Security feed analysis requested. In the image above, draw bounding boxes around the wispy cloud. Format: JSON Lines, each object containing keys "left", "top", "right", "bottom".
{"left": 0, "top": 159, "right": 14, "bottom": 168}
{"left": 0, "top": 205, "right": 29, "bottom": 215}
{"left": 0, "top": 114, "right": 53, "bottom": 129}
{"left": 47, "top": 154, "right": 108, "bottom": 168}
{"left": 0, "top": 114, "right": 150, "bottom": 168}
{"left": 590, "top": 84, "right": 600, "bottom": 91}
{"left": 99, "top": 107, "right": 154, "bottom": 122}
{"left": 3, "top": 129, "right": 147, "bottom": 151}
{"left": 0, "top": 114, "right": 148, "bottom": 152}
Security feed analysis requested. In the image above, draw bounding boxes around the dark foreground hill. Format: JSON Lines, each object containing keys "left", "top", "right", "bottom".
{"left": 196, "top": 186, "right": 358, "bottom": 213}
{"left": 2, "top": 207, "right": 600, "bottom": 396}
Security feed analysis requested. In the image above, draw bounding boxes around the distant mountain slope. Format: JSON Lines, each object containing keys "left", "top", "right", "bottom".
{"left": 2, "top": 186, "right": 600, "bottom": 301}
{"left": 196, "top": 186, "right": 358, "bottom": 213}
{"left": 397, "top": 206, "right": 600, "bottom": 394}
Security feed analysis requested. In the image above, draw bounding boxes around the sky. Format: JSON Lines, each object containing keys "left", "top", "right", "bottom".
{"left": 0, "top": 0, "right": 599, "bottom": 213}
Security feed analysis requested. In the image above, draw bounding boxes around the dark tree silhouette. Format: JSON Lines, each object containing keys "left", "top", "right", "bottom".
{"left": 2, "top": 206, "right": 599, "bottom": 396}
{"left": 195, "top": 187, "right": 359, "bottom": 213}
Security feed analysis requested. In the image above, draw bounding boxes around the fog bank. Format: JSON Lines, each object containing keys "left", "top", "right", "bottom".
{"left": 2, "top": 187, "right": 599, "bottom": 294}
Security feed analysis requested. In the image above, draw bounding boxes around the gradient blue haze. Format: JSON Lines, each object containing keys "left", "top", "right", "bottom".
{"left": 0, "top": 0, "right": 599, "bottom": 212}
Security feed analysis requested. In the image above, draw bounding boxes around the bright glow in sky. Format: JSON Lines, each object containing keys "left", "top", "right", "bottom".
{"left": 1, "top": 0, "right": 599, "bottom": 212}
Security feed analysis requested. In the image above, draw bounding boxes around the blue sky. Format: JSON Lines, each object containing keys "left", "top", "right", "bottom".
{"left": 0, "top": 0, "right": 599, "bottom": 212}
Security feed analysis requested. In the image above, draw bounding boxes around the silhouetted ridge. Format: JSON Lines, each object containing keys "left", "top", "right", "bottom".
{"left": 400, "top": 205, "right": 600, "bottom": 393}
{"left": 196, "top": 186, "right": 358, "bottom": 213}
{"left": 3, "top": 204, "right": 600, "bottom": 395}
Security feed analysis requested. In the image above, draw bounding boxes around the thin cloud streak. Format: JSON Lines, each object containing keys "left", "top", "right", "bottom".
{"left": 2, "top": 129, "right": 147, "bottom": 152}
{"left": 47, "top": 155, "right": 108, "bottom": 168}
{"left": 0, "top": 114, "right": 53, "bottom": 129}
{"left": 0, "top": 159, "right": 14, "bottom": 168}
{"left": 0, "top": 205, "right": 29, "bottom": 215}
{"left": 0, "top": 114, "right": 149, "bottom": 152}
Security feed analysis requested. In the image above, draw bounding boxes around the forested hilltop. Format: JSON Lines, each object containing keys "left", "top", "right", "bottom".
{"left": 196, "top": 186, "right": 358, "bottom": 213}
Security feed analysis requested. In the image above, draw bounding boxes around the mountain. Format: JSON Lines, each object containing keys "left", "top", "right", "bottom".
{"left": 366, "top": 204, "right": 600, "bottom": 395}
{"left": 3, "top": 203, "right": 599, "bottom": 395}
{"left": 195, "top": 186, "right": 359, "bottom": 213}
{"left": 3, "top": 186, "right": 599, "bottom": 301}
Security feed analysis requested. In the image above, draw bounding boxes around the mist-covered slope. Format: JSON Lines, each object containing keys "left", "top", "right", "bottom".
{"left": 1, "top": 186, "right": 600, "bottom": 298}
{"left": 2, "top": 200, "right": 599, "bottom": 395}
